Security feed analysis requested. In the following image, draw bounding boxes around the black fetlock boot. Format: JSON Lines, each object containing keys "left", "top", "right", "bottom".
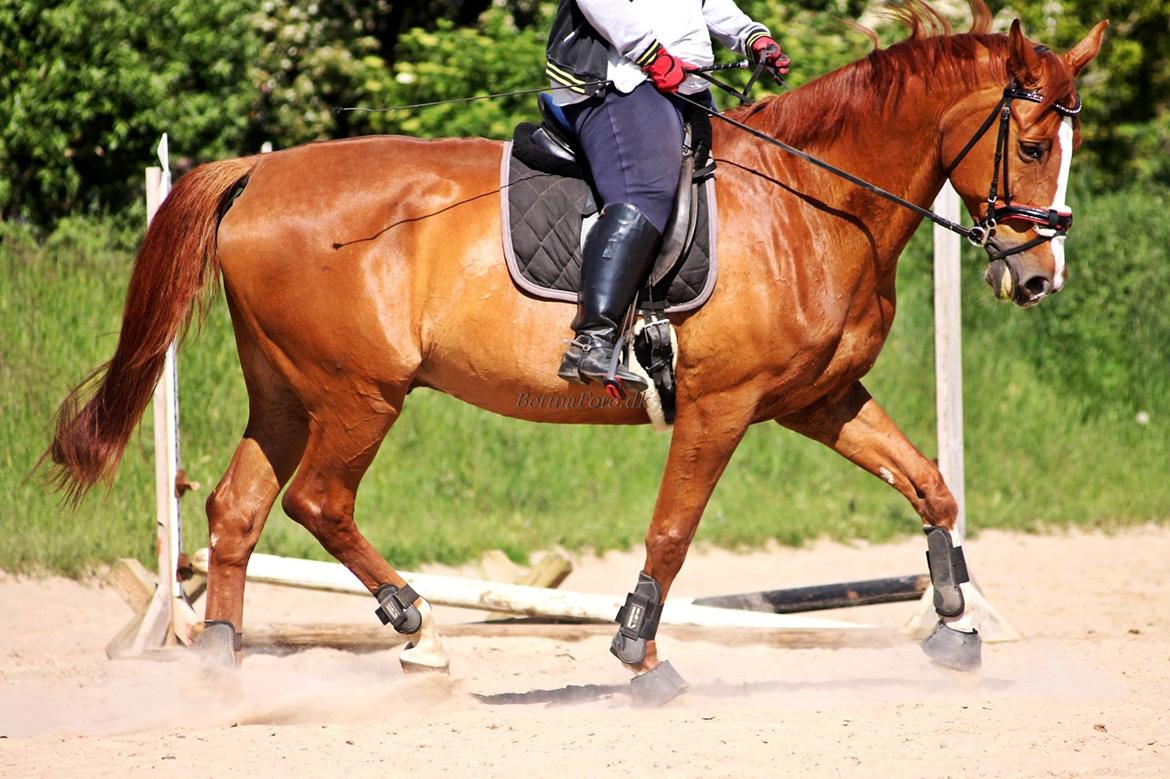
{"left": 557, "top": 202, "right": 662, "bottom": 395}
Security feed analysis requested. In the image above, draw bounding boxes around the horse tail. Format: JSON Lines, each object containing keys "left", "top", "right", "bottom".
{"left": 45, "top": 157, "right": 255, "bottom": 502}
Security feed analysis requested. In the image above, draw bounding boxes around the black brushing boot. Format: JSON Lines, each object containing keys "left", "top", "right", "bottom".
{"left": 558, "top": 202, "right": 662, "bottom": 395}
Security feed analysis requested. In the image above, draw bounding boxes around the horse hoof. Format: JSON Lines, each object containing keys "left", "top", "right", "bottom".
{"left": 399, "top": 642, "right": 450, "bottom": 675}
{"left": 921, "top": 620, "right": 982, "bottom": 671}
{"left": 629, "top": 660, "right": 688, "bottom": 708}
{"left": 191, "top": 621, "right": 240, "bottom": 672}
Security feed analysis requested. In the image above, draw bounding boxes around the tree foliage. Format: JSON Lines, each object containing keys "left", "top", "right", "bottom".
{"left": 994, "top": 0, "right": 1170, "bottom": 185}
{"left": 248, "top": 0, "right": 390, "bottom": 145}
{"left": 0, "top": 0, "right": 257, "bottom": 224}
{"left": 0, "top": 0, "right": 1166, "bottom": 226}
{"left": 358, "top": 10, "right": 549, "bottom": 140}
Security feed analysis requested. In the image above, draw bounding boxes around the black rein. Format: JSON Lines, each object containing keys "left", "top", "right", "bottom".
{"left": 675, "top": 82, "right": 1081, "bottom": 259}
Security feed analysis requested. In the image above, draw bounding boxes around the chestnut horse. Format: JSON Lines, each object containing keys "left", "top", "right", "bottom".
{"left": 49, "top": 16, "right": 1105, "bottom": 691}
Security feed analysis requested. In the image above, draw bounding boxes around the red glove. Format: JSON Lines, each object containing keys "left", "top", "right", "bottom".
{"left": 641, "top": 44, "right": 696, "bottom": 94}
{"left": 749, "top": 35, "right": 791, "bottom": 78}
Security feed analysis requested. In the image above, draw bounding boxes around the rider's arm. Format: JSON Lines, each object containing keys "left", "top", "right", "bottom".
{"left": 701, "top": 0, "right": 771, "bottom": 54}
{"left": 574, "top": 0, "right": 662, "bottom": 67}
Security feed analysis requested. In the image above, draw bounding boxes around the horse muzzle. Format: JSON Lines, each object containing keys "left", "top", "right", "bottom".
{"left": 984, "top": 255, "right": 1054, "bottom": 308}
{"left": 977, "top": 204, "right": 1071, "bottom": 307}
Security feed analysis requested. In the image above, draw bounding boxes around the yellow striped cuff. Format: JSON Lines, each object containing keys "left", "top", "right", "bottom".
{"left": 544, "top": 65, "right": 586, "bottom": 94}
{"left": 634, "top": 40, "right": 663, "bottom": 68}
{"left": 746, "top": 30, "right": 771, "bottom": 50}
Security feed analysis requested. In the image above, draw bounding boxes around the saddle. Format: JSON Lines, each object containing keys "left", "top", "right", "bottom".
{"left": 502, "top": 94, "right": 718, "bottom": 313}
{"left": 500, "top": 95, "right": 720, "bottom": 426}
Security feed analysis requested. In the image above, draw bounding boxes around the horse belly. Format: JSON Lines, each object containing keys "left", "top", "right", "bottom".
{"left": 414, "top": 257, "right": 651, "bottom": 426}
{"left": 217, "top": 136, "right": 650, "bottom": 426}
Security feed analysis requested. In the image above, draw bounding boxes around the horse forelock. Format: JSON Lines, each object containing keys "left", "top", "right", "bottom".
{"left": 1032, "top": 51, "right": 1079, "bottom": 128}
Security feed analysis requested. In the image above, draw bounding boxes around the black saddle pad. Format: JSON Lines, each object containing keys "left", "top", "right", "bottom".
{"left": 500, "top": 143, "right": 718, "bottom": 313}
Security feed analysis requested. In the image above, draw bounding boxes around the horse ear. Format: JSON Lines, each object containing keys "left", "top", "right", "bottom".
{"left": 1007, "top": 19, "right": 1044, "bottom": 88}
{"left": 1063, "top": 20, "right": 1109, "bottom": 75}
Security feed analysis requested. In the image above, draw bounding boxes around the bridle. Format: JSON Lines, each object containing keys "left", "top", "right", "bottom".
{"left": 675, "top": 78, "right": 1082, "bottom": 262}
{"left": 944, "top": 82, "right": 1082, "bottom": 259}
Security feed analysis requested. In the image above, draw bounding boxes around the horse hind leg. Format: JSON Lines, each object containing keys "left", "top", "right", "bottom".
{"left": 778, "top": 381, "right": 982, "bottom": 671}
{"left": 194, "top": 333, "right": 309, "bottom": 668}
{"left": 279, "top": 387, "right": 449, "bottom": 674}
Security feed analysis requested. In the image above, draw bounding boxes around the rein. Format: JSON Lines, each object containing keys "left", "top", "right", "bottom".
{"left": 338, "top": 64, "right": 1079, "bottom": 260}
{"left": 333, "top": 61, "right": 751, "bottom": 115}
{"left": 676, "top": 83, "right": 1080, "bottom": 259}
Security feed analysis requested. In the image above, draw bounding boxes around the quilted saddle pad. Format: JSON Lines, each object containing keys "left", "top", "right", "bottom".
{"left": 500, "top": 141, "right": 718, "bottom": 313}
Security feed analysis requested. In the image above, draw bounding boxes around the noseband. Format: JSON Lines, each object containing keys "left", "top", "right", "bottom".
{"left": 944, "top": 83, "right": 1081, "bottom": 260}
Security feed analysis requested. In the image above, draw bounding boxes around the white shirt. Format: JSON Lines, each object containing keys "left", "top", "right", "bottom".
{"left": 554, "top": 0, "right": 766, "bottom": 104}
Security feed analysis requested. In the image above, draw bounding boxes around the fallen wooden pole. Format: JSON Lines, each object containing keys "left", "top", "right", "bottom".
{"left": 482, "top": 550, "right": 573, "bottom": 622}
{"left": 692, "top": 574, "right": 929, "bottom": 614}
{"left": 192, "top": 549, "right": 867, "bottom": 630}
{"left": 243, "top": 621, "right": 900, "bottom": 651}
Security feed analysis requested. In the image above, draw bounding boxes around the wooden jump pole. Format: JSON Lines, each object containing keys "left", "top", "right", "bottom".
{"left": 242, "top": 622, "right": 901, "bottom": 652}
{"left": 191, "top": 549, "right": 869, "bottom": 631}
{"left": 692, "top": 574, "right": 928, "bottom": 614}
{"left": 934, "top": 182, "right": 968, "bottom": 543}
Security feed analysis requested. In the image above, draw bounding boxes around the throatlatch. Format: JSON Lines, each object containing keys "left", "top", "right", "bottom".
{"left": 924, "top": 527, "right": 969, "bottom": 618}
{"left": 374, "top": 583, "right": 422, "bottom": 634}
{"left": 611, "top": 572, "right": 664, "bottom": 664}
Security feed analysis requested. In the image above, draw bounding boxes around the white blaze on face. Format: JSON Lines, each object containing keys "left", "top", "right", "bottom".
{"left": 1043, "top": 117, "right": 1075, "bottom": 290}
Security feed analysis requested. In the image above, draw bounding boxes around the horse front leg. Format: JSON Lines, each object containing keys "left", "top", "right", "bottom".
{"left": 779, "top": 381, "right": 982, "bottom": 670}
{"left": 612, "top": 394, "right": 753, "bottom": 706}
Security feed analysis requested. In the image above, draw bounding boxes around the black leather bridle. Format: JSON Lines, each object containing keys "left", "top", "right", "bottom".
{"left": 945, "top": 83, "right": 1081, "bottom": 259}
{"left": 675, "top": 80, "right": 1082, "bottom": 260}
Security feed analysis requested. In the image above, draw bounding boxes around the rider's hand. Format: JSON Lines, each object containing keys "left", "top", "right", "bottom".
{"left": 749, "top": 35, "right": 791, "bottom": 79}
{"left": 641, "top": 45, "right": 696, "bottom": 94}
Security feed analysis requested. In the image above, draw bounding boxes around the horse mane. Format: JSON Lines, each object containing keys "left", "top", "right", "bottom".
{"left": 727, "top": 0, "right": 1075, "bottom": 150}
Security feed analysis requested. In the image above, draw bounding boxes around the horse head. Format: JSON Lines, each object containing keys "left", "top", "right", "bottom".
{"left": 942, "top": 19, "right": 1107, "bottom": 307}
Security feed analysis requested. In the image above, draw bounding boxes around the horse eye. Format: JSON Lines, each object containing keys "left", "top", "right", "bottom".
{"left": 1019, "top": 141, "right": 1047, "bottom": 161}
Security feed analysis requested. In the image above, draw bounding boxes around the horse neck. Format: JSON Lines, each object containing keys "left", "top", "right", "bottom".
{"left": 726, "top": 48, "right": 1000, "bottom": 278}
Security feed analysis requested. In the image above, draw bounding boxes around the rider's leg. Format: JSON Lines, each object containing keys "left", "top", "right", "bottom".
{"left": 560, "top": 203, "right": 661, "bottom": 392}
{"left": 557, "top": 82, "right": 683, "bottom": 392}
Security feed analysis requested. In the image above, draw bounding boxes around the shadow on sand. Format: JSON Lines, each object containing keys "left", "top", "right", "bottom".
{"left": 473, "top": 671, "right": 1013, "bottom": 707}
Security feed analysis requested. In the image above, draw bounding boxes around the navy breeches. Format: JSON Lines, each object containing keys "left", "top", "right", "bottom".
{"left": 562, "top": 82, "right": 685, "bottom": 234}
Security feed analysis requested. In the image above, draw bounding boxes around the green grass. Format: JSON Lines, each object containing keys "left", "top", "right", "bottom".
{"left": 2, "top": 181, "right": 1167, "bottom": 576}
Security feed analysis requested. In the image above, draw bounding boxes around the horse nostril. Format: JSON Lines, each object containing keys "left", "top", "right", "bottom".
{"left": 1023, "top": 276, "right": 1051, "bottom": 298}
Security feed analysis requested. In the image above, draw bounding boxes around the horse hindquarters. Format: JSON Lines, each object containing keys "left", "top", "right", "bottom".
{"left": 203, "top": 141, "right": 450, "bottom": 672}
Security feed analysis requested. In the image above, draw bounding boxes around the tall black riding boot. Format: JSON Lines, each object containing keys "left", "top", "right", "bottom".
{"left": 558, "top": 202, "right": 662, "bottom": 394}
